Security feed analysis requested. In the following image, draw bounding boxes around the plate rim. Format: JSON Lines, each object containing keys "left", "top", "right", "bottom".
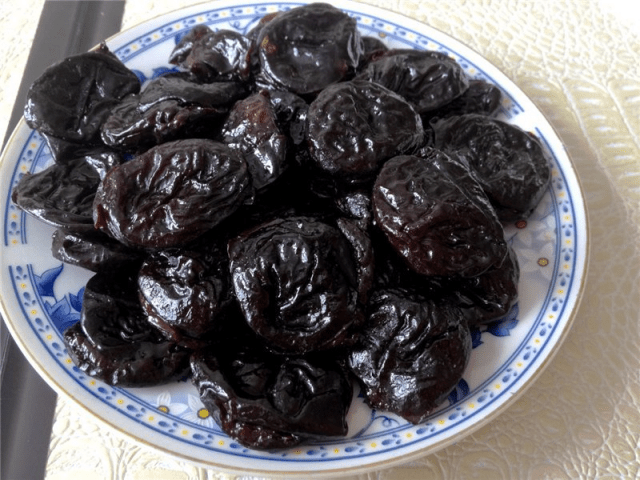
{"left": 0, "top": 0, "right": 590, "bottom": 476}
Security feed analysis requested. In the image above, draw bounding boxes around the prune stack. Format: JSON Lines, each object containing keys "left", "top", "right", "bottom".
{"left": 12, "top": 2, "right": 550, "bottom": 449}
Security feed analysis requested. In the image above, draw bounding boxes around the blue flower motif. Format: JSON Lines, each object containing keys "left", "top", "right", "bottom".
{"left": 45, "top": 297, "right": 80, "bottom": 333}
{"left": 447, "top": 378, "right": 470, "bottom": 405}
{"left": 485, "top": 303, "right": 519, "bottom": 337}
{"left": 34, "top": 264, "right": 63, "bottom": 298}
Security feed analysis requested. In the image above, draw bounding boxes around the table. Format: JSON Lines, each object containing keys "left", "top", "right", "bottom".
{"left": 1, "top": 0, "right": 639, "bottom": 478}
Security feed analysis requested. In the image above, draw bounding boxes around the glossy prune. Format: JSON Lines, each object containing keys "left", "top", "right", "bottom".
{"left": 137, "top": 245, "right": 232, "bottom": 347}
{"left": 11, "top": 157, "right": 101, "bottom": 232}
{"left": 175, "top": 29, "right": 253, "bottom": 82}
{"left": 221, "top": 91, "right": 288, "bottom": 190}
{"left": 51, "top": 228, "right": 142, "bottom": 272}
{"left": 372, "top": 150, "right": 508, "bottom": 277}
{"left": 94, "top": 138, "right": 253, "bottom": 248}
{"left": 191, "top": 317, "right": 352, "bottom": 449}
{"left": 255, "top": 3, "right": 363, "bottom": 95}
{"left": 101, "top": 78, "right": 246, "bottom": 152}
{"left": 228, "top": 216, "right": 362, "bottom": 354}
{"left": 432, "top": 114, "right": 551, "bottom": 221}
{"left": 448, "top": 245, "right": 520, "bottom": 326}
{"left": 356, "top": 49, "right": 469, "bottom": 114}
{"left": 24, "top": 43, "right": 140, "bottom": 145}
{"left": 348, "top": 289, "right": 471, "bottom": 424}
{"left": 168, "top": 24, "right": 213, "bottom": 65}
{"left": 307, "top": 80, "right": 424, "bottom": 184}
{"left": 63, "top": 267, "right": 191, "bottom": 387}
{"left": 424, "top": 79, "right": 502, "bottom": 122}
{"left": 64, "top": 322, "right": 190, "bottom": 387}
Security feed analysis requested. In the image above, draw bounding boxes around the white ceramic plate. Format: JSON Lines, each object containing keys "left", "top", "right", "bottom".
{"left": 0, "top": 1, "right": 588, "bottom": 477}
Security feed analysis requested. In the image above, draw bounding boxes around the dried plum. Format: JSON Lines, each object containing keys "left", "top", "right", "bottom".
{"left": 447, "top": 245, "right": 520, "bottom": 326}
{"left": 432, "top": 114, "right": 551, "bottom": 220}
{"left": 348, "top": 289, "right": 471, "bottom": 423}
{"left": 191, "top": 317, "right": 352, "bottom": 449}
{"left": 63, "top": 266, "right": 190, "bottom": 387}
{"left": 255, "top": 3, "right": 363, "bottom": 95}
{"left": 94, "top": 138, "right": 253, "bottom": 248}
{"left": 228, "top": 216, "right": 363, "bottom": 354}
{"left": 11, "top": 157, "right": 101, "bottom": 232}
{"left": 177, "top": 29, "right": 253, "bottom": 82}
{"left": 222, "top": 91, "right": 288, "bottom": 190}
{"left": 138, "top": 244, "right": 233, "bottom": 347}
{"left": 307, "top": 80, "right": 424, "bottom": 184}
{"left": 24, "top": 43, "right": 140, "bottom": 145}
{"left": 424, "top": 79, "right": 502, "bottom": 122}
{"left": 51, "top": 228, "right": 142, "bottom": 272}
{"left": 372, "top": 150, "right": 508, "bottom": 277}
{"left": 169, "top": 24, "right": 213, "bottom": 65}
{"left": 356, "top": 49, "right": 469, "bottom": 114}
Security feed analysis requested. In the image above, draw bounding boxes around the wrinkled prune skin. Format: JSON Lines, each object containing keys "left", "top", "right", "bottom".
{"left": 24, "top": 43, "right": 140, "bottom": 145}
{"left": 307, "top": 80, "right": 424, "bottom": 184}
{"left": 94, "top": 138, "right": 253, "bottom": 248}
{"left": 178, "top": 29, "right": 253, "bottom": 82}
{"left": 191, "top": 317, "right": 352, "bottom": 449}
{"left": 432, "top": 114, "right": 551, "bottom": 221}
{"left": 11, "top": 157, "right": 101, "bottom": 232}
{"left": 372, "top": 150, "right": 508, "bottom": 277}
{"left": 348, "top": 289, "right": 471, "bottom": 424}
{"left": 423, "top": 79, "right": 502, "bottom": 122}
{"left": 222, "top": 91, "right": 288, "bottom": 190}
{"left": 138, "top": 244, "right": 233, "bottom": 347}
{"left": 336, "top": 218, "right": 375, "bottom": 305}
{"left": 101, "top": 79, "right": 247, "bottom": 153}
{"left": 356, "top": 49, "right": 469, "bottom": 114}
{"left": 266, "top": 90, "right": 309, "bottom": 147}
{"left": 63, "top": 266, "right": 191, "bottom": 387}
{"left": 447, "top": 245, "right": 520, "bottom": 326}
{"left": 228, "top": 216, "right": 363, "bottom": 354}
{"left": 359, "top": 36, "right": 389, "bottom": 66}
{"left": 255, "top": 3, "right": 363, "bottom": 95}
{"left": 137, "top": 75, "right": 247, "bottom": 111}
{"left": 51, "top": 228, "right": 142, "bottom": 272}
{"left": 64, "top": 322, "right": 190, "bottom": 387}
{"left": 169, "top": 24, "right": 213, "bottom": 65}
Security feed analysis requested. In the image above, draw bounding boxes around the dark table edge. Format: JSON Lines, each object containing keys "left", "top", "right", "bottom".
{"left": 1, "top": 3, "right": 125, "bottom": 479}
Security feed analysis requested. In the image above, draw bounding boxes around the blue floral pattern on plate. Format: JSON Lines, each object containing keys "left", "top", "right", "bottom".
{"left": 0, "top": 0, "right": 588, "bottom": 475}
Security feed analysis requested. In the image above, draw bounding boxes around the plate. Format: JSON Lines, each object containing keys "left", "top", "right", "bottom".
{"left": 0, "top": 0, "right": 588, "bottom": 476}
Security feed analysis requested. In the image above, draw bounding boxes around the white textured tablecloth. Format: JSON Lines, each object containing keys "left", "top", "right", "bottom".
{"left": 2, "top": 0, "right": 639, "bottom": 478}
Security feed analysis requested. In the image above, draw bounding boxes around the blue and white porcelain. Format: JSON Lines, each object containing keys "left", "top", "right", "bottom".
{"left": 0, "top": 1, "right": 588, "bottom": 476}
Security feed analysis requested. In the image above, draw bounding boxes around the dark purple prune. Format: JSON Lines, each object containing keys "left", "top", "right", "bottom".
{"left": 24, "top": 43, "right": 140, "bottom": 145}
{"left": 424, "top": 79, "right": 502, "bottom": 122}
{"left": 80, "top": 265, "right": 158, "bottom": 349}
{"left": 51, "top": 228, "right": 142, "bottom": 272}
{"left": 137, "top": 75, "right": 248, "bottom": 111}
{"left": 101, "top": 79, "right": 246, "bottom": 153}
{"left": 447, "top": 245, "right": 520, "bottom": 326}
{"left": 307, "top": 80, "right": 424, "bottom": 184}
{"left": 228, "top": 216, "right": 363, "bottom": 355}
{"left": 336, "top": 218, "right": 375, "bottom": 305}
{"left": 221, "top": 91, "right": 288, "bottom": 190}
{"left": 334, "top": 190, "right": 373, "bottom": 225}
{"left": 64, "top": 322, "right": 190, "bottom": 387}
{"left": 432, "top": 114, "right": 551, "bottom": 221}
{"left": 360, "top": 36, "right": 388, "bottom": 65}
{"left": 255, "top": 3, "right": 363, "bottom": 95}
{"left": 94, "top": 138, "right": 253, "bottom": 249}
{"left": 191, "top": 316, "right": 352, "bottom": 449}
{"left": 137, "top": 244, "right": 233, "bottom": 347}
{"left": 356, "top": 49, "right": 469, "bottom": 114}
{"left": 348, "top": 289, "right": 471, "bottom": 423}
{"left": 178, "top": 29, "right": 253, "bottom": 82}
{"left": 169, "top": 24, "right": 213, "bottom": 65}
{"left": 265, "top": 90, "right": 309, "bottom": 147}
{"left": 11, "top": 157, "right": 101, "bottom": 232}
{"left": 63, "top": 266, "right": 190, "bottom": 386}
{"left": 372, "top": 150, "right": 508, "bottom": 278}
